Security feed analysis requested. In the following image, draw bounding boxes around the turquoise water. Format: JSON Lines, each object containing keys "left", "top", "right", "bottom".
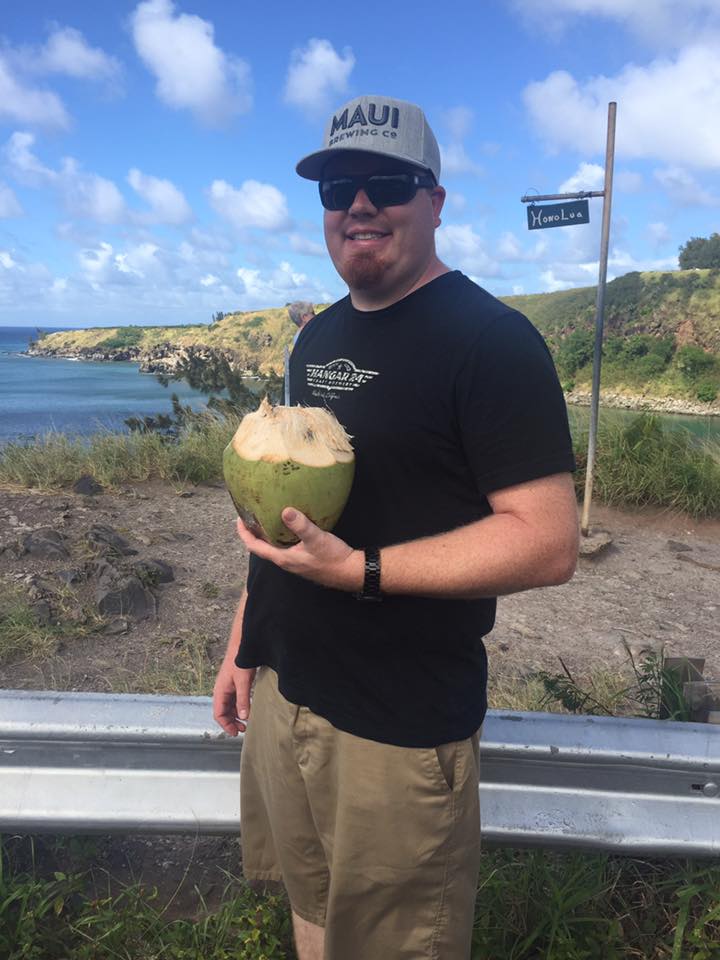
{"left": 567, "top": 404, "right": 720, "bottom": 443}
{"left": 1, "top": 325, "right": 719, "bottom": 446}
{"left": 0, "top": 326, "right": 215, "bottom": 445}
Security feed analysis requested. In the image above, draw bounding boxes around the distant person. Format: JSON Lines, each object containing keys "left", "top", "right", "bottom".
{"left": 287, "top": 301, "right": 315, "bottom": 345}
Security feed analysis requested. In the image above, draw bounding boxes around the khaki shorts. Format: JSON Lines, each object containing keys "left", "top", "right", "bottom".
{"left": 240, "top": 666, "right": 482, "bottom": 960}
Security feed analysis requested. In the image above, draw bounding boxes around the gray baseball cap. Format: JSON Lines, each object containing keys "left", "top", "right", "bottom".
{"left": 296, "top": 94, "right": 441, "bottom": 182}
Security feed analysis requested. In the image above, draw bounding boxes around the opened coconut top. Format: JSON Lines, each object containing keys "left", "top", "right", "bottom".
{"left": 230, "top": 397, "right": 354, "bottom": 467}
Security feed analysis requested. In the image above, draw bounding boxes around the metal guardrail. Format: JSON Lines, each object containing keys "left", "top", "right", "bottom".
{"left": 1, "top": 690, "right": 719, "bottom": 856}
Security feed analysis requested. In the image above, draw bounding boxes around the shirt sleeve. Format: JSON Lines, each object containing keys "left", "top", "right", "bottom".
{"left": 454, "top": 309, "right": 576, "bottom": 496}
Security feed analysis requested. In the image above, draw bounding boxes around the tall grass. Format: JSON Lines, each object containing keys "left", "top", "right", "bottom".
{"left": 2, "top": 412, "right": 720, "bottom": 518}
{"left": 572, "top": 413, "right": 720, "bottom": 518}
{"left": 0, "top": 416, "right": 237, "bottom": 490}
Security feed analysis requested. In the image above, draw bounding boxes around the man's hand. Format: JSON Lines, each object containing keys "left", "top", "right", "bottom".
{"left": 236, "top": 508, "right": 364, "bottom": 592}
{"left": 213, "top": 658, "right": 256, "bottom": 736}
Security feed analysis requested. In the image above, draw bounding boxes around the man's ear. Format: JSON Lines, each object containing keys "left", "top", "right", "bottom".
{"left": 431, "top": 185, "right": 446, "bottom": 227}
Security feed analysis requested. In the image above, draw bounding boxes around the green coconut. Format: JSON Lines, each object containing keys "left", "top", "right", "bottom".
{"left": 223, "top": 397, "right": 355, "bottom": 547}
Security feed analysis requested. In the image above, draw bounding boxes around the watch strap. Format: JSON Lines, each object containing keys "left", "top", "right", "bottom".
{"left": 357, "top": 546, "right": 382, "bottom": 601}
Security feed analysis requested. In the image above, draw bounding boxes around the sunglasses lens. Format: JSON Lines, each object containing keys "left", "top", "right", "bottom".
{"left": 319, "top": 174, "right": 420, "bottom": 210}
{"left": 366, "top": 176, "right": 415, "bottom": 207}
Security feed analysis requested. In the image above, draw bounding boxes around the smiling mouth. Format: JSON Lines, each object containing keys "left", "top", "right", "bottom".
{"left": 347, "top": 232, "right": 389, "bottom": 241}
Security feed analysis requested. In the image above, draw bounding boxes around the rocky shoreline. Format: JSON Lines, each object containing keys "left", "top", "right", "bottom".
{"left": 25, "top": 343, "right": 720, "bottom": 418}
{"left": 26, "top": 341, "right": 253, "bottom": 376}
{"left": 566, "top": 388, "right": 720, "bottom": 418}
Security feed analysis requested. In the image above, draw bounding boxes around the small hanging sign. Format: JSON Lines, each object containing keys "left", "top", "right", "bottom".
{"left": 527, "top": 199, "right": 590, "bottom": 230}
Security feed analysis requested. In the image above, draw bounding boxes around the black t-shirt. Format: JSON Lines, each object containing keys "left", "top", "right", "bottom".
{"left": 236, "top": 271, "right": 575, "bottom": 747}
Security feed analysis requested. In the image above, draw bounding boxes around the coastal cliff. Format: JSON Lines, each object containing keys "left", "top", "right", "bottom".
{"left": 25, "top": 269, "right": 720, "bottom": 414}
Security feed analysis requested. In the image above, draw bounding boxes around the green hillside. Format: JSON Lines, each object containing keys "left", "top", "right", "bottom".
{"left": 32, "top": 305, "right": 321, "bottom": 376}
{"left": 500, "top": 269, "right": 720, "bottom": 404}
{"left": 31, "top": 269, "right": 720, "bottom": 404}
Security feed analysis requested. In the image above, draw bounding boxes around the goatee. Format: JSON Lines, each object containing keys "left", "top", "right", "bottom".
{"left": 342, "top": 252, "right": 387, "bottom": 290}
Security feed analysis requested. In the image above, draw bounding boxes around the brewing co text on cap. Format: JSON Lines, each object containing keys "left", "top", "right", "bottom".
{"left": 296, "top": 95, "right": 441, "bottom": 183}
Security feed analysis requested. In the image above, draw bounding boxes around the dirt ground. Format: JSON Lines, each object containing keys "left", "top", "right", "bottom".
{"left": 2, "top": 480, "right": 719, "bottom": 910}
{"left": 1, "top": 479, "right": 719, "bottom": 692}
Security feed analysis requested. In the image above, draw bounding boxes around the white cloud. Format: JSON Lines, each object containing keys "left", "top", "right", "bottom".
{"left": 127, "top": 168, "right": 192, "bottom": 224}
{"left": 289, "top": 233, "right": 326, "bottom": 257}
{"left": 540, "top": 248, "right": 678, "bottom": 292}
{"left": 131, "top": 0, "right": 252, "bottom": 124}
{"left": 236, "top": 260, "right": 326, "bottom": 306}
{"left": 439, "top": 142, "right": 483, "bottom": 177}
{"left": 511, "top": 0, "right": 720, "bottom": 47}
{"left": 616, "top": 171, "right": 644, "bottom": 192}
{"left": 59, "top": 158, "right": 126, "bottom": 223}
{"left": 284, "top": 38, "right": 354, "bottom": 116}
{"left": 647, "top": 221, "right": 671, "bottom": 245}
{"left": 209, "top": 179, "right": 290, "bottom": 231}
{"left": 3, "top": 132, "right": 125, "bottom": 223}
{"left": 654, "top": 166, "right": 719, "bottom": 206}
{"left": 497, "top": 231, "right": 548, "bottom": 262}
{"left": 447, "top": 192, "right": 468, "bottom": 214}
{"left": 436, "top": 224, "right": 502, "bottom": 277}
{"left": 3, "top": 131, "right": 57, "bottom": 186}
{"left": 439, "top": 106, "right": 483, "bottom": 178}
{"left": 444, "top": 106, "right": 474, "bottom": 141}
{"left": 523, "top": 43, "right": 720, "bottom": 169}
{"left": 0, "top": 250, "right": 18, "bottom": 269}
{"left": 559, "top": 162, "right": 605, "bottom": 193}
{"left": 0, "top": 56, "right": 69, "bottom": 129}
{"left": 31, "top": 26, "right": 121, "bottom": 82}
{"left": 0, "top": 183, "right": 23, "bottom": 218}
{"left": 200, "top": 273, "right": 219, "bottom": 286}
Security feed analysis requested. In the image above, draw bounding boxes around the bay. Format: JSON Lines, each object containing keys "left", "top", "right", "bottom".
{"left": 1, "top": 325, "right": 719, "bottom": 447}
{"left": 0, "top": 326, "right": 217, "bottom": 445}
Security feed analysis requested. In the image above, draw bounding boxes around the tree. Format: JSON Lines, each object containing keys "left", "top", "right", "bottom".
{"left": 678, "top": 233, "right": 720, "bottom": 270}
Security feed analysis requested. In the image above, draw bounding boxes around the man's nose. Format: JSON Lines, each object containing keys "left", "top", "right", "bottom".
{"left": 348, "top": 188, "right": 378, "bottom": 214}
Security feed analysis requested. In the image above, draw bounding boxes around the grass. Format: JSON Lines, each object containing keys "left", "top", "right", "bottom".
{"left": 2, "top": 412, "right": 720, "bottom": 519}
{"left": 0, "top": 581, "right": 103, "bottom": 667}
{"left": 2, "top": 835, "right": 719, "bottom": 960}
{"left": 572, "top": 413, "right": 720, "bottom": 518}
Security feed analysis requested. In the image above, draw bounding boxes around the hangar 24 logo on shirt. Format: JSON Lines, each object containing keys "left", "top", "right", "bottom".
{"left": 306, "top": 358, "right": 379, "bottom": 399}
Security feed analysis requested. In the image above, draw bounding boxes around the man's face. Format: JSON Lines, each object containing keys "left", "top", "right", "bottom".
{"left": 321, "top": 153, "right": 445, "bottom": 306}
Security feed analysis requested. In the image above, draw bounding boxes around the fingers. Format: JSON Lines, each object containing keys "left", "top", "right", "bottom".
{"left": 234, "top": 666, "right": 255, "bottom": 722}
{"left": 281, "top": 507, "right": 322, "bottom": 546}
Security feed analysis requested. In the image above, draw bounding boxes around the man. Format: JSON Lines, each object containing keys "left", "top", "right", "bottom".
{"left": 213, "top": 94, "right": 579, "bottom": 960}
{"left": 288, "top": 300, "right": 316, "bottom": 344}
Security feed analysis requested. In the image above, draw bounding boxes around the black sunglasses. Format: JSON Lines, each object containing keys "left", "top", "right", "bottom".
{"left": 319, "top": 172, "right": 436, "bottom": 211}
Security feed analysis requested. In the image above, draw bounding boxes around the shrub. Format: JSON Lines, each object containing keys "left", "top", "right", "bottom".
{"left": 696, "top": 379, "right": 718, "bottom": 403}
{"left": 675, "top": 344, "right": 716, "bottom": 380}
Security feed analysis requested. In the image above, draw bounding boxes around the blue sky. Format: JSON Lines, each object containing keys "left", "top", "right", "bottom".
{"left": 1, "top": 0, "right": 719, "bottom": 327}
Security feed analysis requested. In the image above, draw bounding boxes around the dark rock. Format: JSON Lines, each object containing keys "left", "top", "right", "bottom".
{"left": 30, "top": 599, "right": 53, "bottom": 625}
{"left": 73, "top": 475, "right": 104, "bottom": 496}
{"left": 88, "top": 559, "right": 122, "bottom": 590}
{"left": 667, "top": 539, "right": 693, "bottom": 553}
{"left": 134, "top": 559, "right": 175, "bottom": 584}
{"left": 579, "top": 531, "right": 613, "bottom": 558}
{"left": 84, "top": 524, "right": 138, "bottom": 557}
{"left": 96, "top": 575, "right": 154, "bottom": 620}
{"left": 104, "top": 617, "right": 130, "bottom": 635}
{"left": 21, "top": 528, "right": 70, "bottom": 560}
{"left": 171, "top": 532, "right": 193, "bottom": 543}
{"left": 178, "top": 491, "right": 194, "bottom": 498}
{"left": 56, "top": 568, "right": 84, "bottom": 585}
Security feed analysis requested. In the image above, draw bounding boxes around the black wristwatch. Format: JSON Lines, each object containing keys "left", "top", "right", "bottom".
{"left": 355, "top": 546, "right": 382, "bottom": 601}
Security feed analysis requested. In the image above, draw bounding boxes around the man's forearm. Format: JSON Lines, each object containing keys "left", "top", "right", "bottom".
{"left": 379, "top": 510, "right": 576, "bottom": 600}
{"left": 223, "top": 589, "right": 248, "bottom": 661}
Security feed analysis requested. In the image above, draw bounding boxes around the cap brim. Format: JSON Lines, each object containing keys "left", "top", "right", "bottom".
{"left": 296, "top": 147, "right": 434, "bottom": 181}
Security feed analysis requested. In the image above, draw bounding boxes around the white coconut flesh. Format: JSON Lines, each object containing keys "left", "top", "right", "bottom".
{"left": 223, "top": 398, "right": 355, "bottom": 546}
{"left": 230, "top": 397, "right": 353, "bottom": 467}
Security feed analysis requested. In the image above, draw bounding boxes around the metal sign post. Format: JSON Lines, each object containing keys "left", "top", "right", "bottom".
{"left": 521, "top": 101, "right": 617, "bottom": 537}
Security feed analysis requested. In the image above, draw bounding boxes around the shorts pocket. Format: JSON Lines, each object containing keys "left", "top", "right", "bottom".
{"left": 421, "top": 741, "right": 459, "bottom": 793}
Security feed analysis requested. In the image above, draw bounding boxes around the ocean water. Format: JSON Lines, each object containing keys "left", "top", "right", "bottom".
{"left": 1, "top": 326, "right": 718, "bottom": 446}
{"left": 0, "top": 326, "right": 216, "bottom": 445}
